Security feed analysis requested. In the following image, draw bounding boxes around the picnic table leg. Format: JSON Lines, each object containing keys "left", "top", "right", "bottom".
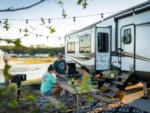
{"left": 89, "top": 102, "right": 91, "bottom": 113}
{"left": 76, "top": 94, "right": 79, "bottom": 113}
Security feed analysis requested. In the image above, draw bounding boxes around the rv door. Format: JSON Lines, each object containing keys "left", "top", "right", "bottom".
{"left": 95, "top": 27, "right": 111, "bottom": 71}
{"left": 120, "top": 25, "right": 135, "bottom": 71}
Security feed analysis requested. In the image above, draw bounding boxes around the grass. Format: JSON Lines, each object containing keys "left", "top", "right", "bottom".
{"left": 0, "top": 84, "right": 42, "bottom": 113}
{"left": 0, "top": 57, "right": 58, "bottom": 113}
{"left": 9, "top": 57, "right": 56, "bottom": 64}
{"left": 22, "top": 78, "right": 42, "bottom": 86}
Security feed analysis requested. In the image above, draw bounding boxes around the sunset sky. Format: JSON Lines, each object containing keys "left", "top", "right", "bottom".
{"left": 0, "top": 0, "right": 147, "bottom": 47}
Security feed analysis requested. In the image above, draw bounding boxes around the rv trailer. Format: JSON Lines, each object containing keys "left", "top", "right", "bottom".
{"left": 65, "top": 1, "right": 150, "bottom": 81}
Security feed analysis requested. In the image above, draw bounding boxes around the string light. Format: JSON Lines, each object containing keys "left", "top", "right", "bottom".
{"left": 132, "top": 9, "right": 135, "bottom": 16}
{"left": 0, "top": 10, "right": 126, "bottom": 40}
{"left": 26, "top": 19, "right": 28, "bottom": 24}
{"left": 100, "top": 13, "right": 104, "bottom": 21}
{"left": 47, "top": 36, "right": 49, "bottom": 39}
{"left": 48, "top": 19, "right": 51, "bottom": 23}
{"left": 0, "top": 10, "right": 121, "bottom": 22}
{"left": 19, "top": 28, "right": 22, "bottom": 33}
{"left": 2, "top": 24, "right": 60, "bottom": 40}
{"left": 73, "top": 17, "right": 76, "bottom": 22}
{"left": 59, "top": 36, "right": 61, "bottom": 40}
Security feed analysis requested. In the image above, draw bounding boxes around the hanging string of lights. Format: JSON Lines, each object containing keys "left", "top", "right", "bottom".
{"left": 0, "top": 10, "right": 123, "bottom": 22}
{"left": 0, "top": 9, "right": 136, "bottom": 41}
{"left": 0, "top": 23, "right": 61, "bottom": 40}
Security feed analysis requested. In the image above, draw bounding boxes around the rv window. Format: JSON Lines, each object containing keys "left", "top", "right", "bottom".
{"left": 98, "top": 32, "right": 109, "bottom": 52}
{"left": 79, "top": 34, "right": 91, "bottom": 53}
{"left": 67, "top": 42, "right": 75, "bottom": 53}
{"left": 123, "top": 28, "right": 132, "bottom": 44}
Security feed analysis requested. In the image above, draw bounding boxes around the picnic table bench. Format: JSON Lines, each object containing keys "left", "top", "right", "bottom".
{"left": 46, "top": 96, "right": 61, "bottom": 109}
{"left": 41, "top": 93, "right": 64, "bottom": 112}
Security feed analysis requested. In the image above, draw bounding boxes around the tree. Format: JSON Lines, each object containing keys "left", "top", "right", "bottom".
{"left": 0, "top": 0, "right": 88, "bottom": 12}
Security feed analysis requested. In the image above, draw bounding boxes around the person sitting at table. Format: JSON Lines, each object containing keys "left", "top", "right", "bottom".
{"left": 76, "top": 66, "right": 92, "bottom": 91}
{"left": 94, "top": 72, "right": 104, "bottom": 89}
{"left": 40, "top": 65, "right": 59, "bottom": 96}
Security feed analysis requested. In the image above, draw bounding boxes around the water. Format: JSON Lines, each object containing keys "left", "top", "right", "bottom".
{"left": 0, "top": 63, "right": 50, "bottom": 83}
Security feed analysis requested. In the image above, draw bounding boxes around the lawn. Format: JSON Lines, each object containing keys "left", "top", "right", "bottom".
{"left": 9, "top": 57, "right": 56, "bottom": 65}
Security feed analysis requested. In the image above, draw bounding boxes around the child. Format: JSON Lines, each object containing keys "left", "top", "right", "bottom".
{"left": 77, "top": 66, "right": 92, "bottom": 91}
{"left": 40, "top": 65, "right": 58, "bottom": 96}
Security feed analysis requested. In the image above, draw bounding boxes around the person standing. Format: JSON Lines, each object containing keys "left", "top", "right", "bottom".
{"left": 53, "top": 53, "right": 67, "bottom": 81}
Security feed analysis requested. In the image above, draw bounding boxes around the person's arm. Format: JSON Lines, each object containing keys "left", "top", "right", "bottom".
{"left": 64, "top": 60, "right": 67, "bottom": 73}
{"left": 53, "top": 70, "right": 64, "bottom": 78}
{"left": 51, "top": 75, "right": 56, "bottom": 84}
{"left": 94, "top": 73, "right": 103, "bottom": 79}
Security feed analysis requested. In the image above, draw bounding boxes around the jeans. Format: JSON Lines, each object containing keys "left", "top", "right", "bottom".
{"left": 42, "top": 90, "right": 52, "bottom": 96}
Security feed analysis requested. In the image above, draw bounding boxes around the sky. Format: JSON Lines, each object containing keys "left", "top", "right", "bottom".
{"left": 0, "top": 0, "right": 148, "bottom": 47}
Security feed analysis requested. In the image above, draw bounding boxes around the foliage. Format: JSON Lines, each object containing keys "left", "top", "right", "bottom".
{"left": 62, "top": 9, "right": 67, "bottom": 18}
{"left": 59, "top": 102, "right": 67, "bottom": 112}
{"left": 8, "top": 99, "right": 18, "bottom": 109}
{"left": 0, "top": 45, "right": 64, "bottom": 56}
{"left": 0, "top": 38, "right": 22, "bottom": 87}
{"left": 77, "top": 0, "right": 88, "bottom": 9}
{"left": 3, "top": 19, "right": 10, "bottom": 31}
{"left": 25, "top": 95, "right": 36, "bottom": 102}
{"left": 29, "top": 108, "right": 41, "bottom": 113}
{"left": 44, "top": 103, "right": 53, "bottom": 110}
{"left": 0, "top": 85, "right": 16, "bottom": 96}
{"left": 49, "top": 26, "right": 56, "bottom": 33}
{"left": 3, "top": 64, "right": 11, "bottom": 81}
{"left": 80, "top": 75, "right": 91, "bottom": 92}
{"left": 80, "top": 75, "right": 94, "bottom": 104}
{"left": 14, "top": 39, "right": 22, "bottom": 47}
{"left": 40, "top": 17, "right": 45, "bottom": 25}
{"left": 3, "top": 63, "right": 11, "bottom": 87}
{"left": 0, "top": 38, "right": 22, "bottom": 47}
{"left": 0, "top": 84, "right": 42, "bottom": 113}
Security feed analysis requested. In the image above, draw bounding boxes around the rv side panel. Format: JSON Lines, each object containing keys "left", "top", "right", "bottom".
{"left": 65, "top": 28, "right": 96, "bottom": 72}
{"left": 118, "top": 10, "right": 150, "bottom": 72}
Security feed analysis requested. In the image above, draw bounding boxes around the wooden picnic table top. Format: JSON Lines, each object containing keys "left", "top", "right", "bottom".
{"left": 58, "top": 81, "right": 99, "bottom": 95}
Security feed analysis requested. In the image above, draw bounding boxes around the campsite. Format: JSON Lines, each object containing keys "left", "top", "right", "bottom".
{"left": 0, "top": 0, "right": 150, "bottom": 113}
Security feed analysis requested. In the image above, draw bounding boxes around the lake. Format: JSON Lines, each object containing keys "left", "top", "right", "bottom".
{"left": 0, "top": 63, "right": 50, "bottom": 83}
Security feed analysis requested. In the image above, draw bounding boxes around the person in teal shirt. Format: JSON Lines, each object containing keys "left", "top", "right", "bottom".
{"left": 53, "top": 53, "right": 67, "bottom": 81}
{"left": 40, "top": 65, "right": 58, "bottom": 96}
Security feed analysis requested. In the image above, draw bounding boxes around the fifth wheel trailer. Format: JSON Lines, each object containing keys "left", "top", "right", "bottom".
{"left": 65, "top": 1, "right": 150, "bottom": 81}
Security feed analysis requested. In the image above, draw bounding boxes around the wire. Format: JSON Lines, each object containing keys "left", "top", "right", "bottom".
{"left": 9, "top": 24, "right": 61, "bottom": 40}
{"left": 0, "top": 10, "right": 121, "bottom": 21}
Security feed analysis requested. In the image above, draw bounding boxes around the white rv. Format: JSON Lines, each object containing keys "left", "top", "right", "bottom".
{"left": 65, "top": 1, "right": 150, "bottom": 81}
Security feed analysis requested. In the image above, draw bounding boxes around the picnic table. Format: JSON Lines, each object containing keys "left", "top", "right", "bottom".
{"left": 58, "top": 81, "right": 99, "bottom": 113}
